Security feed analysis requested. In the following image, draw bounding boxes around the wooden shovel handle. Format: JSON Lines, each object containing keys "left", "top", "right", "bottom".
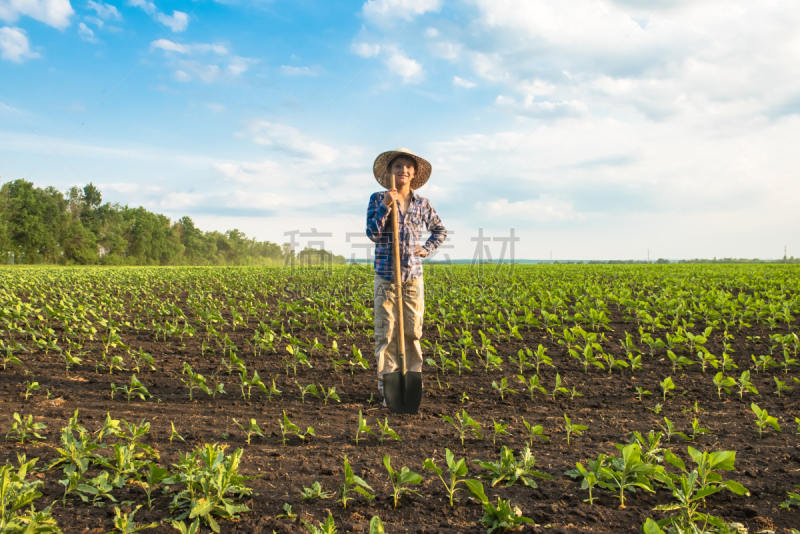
{"left": 390, "top": 175, "right": 406, "bottom": 375}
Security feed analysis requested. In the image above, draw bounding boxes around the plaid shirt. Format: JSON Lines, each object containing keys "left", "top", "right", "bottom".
{"left": 366, "top": 190, "right": 447, "bottom": 282}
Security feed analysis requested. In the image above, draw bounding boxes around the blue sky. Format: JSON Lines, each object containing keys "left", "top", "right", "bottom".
{"left": 2, "top": 0, "right": 800, "bottom": 261}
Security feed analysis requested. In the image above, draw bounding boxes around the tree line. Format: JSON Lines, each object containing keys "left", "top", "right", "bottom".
{"left": 0, "top": 179, "right": 346, "bottom": 266}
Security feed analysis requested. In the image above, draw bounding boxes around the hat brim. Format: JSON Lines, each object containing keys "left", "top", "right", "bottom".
{"left": 373, "top": 150, "right": 432, "bottom": 190}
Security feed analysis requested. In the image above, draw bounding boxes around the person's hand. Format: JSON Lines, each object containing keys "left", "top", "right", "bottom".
{"left": 382, "top": 188, "right": 400, "bottom": 206}
{"left": 414, "top": 245, "right": 429, "bottom": 258}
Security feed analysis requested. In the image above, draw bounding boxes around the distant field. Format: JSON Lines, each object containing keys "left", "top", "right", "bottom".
{"left": 1, "top": 264, "right": 798, "bottom": 533}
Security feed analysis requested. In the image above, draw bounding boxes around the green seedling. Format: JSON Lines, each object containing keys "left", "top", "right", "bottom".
{"left": 376, "top": 417, "right": 401, "bottom": 445}
{"left": 24, "top": 381, "right": 40, "bottom": 400}
{"left": 169, "top": 422, "right": 185, "bottom": 444}
{"left": 712, "top": 372, "right": 736, "bottom": 399}
{"left": 659, "top": 417, "right": 689, "bottom": 442}
{"left": 491, "top": 420, "right": 509, "bottom": 445}
{"left": 338, "top": 455, "right": 374, "bottom": 508}
{"left": 666, "top": 350, "right": 695, "bottom": 373}
{"left": 109, "top": 505, "right": 158, "bottom": 533}
{"left": 491, "top": 377, "right": 517, "bottom": 400}
{"left": 259, "top": 379, "right": 282, "bottom": 401}
{"left": 383, "top": 455, "right": 423, "bottom": 508}
{"left": 646, "top": 403, "right": 663, "bottom": 414}
{"left": 279, "top": 410, "right": 314, "bottom": 445}
{"left": 423, "top": 448, "right": 472, "bottom": 506}
{"left": 688, "top": 418, "right": 711, "bottom": 441}
{"left": 660, "top": 376, "right": 675, "bottom": 401}
{"left": 752, "top": 354, "right": 778, "bottom": 373}
{"left": 301, "top": 514, "right": 338, "bottom": 534}
{"left": 563, "top": 414, "right": 587, "bottom": 445}
{"left": 780, "top": 488, "right": 800, "bottom": 510}
{"left": 651, "top": 446, "right": 749, "bottom": 531}
{"left": 5, "top": 413, "right": 46, "bottom": 444}
{"left": 455, "top": 350, "right": 473, "bottom": 375}
{"left": 299, "top": 481, "right": 334, "bottom": 501}
{"left": 76, "top": 470, "right": 117, "bottom": 506}
{"left": 720, "top": 352, "right": 737, "bottom": 371}
{"left": 276, "top": 503, "right": 297, "bottom": 520}
{"left": 62, "top": 351, "right": 83, "bottom": 373}
{"left": 369, "top": 516, "right": 385, "bottom": 534}
{"left": 118, "top": 374, "right": 151, "bottom": 403}
{"left": 508, "top": 347, "right": 532, "bottom": 374}
{"left": 774, "top": 376, "right": 792, "bottom": 397}
{"left": 295, "top": 381, "right": 320, "bottom": 403}
{"left": 354, "top": 411, "right": 375, "bottom": 445}
{"left": 565, "top": 453, "right": 610, "bottom": 505}
{"left": 751, "top": 403, "right": 780, "bottom": 438}
{"left": 473, "top": 446, "right": 552, "bottom": 488}
{"left": 441, "top": 409, "right": 482, "bottom": 445}
{"left": 163, "top": 443, "right": 255, "bottom": 530}
{"left": 694, "top": 350, "right": 719, "bottom": 373}
{"left": 320, "top": 384, "right": 341, "bottom": 405}
{"left": 461, "top": 391, "right": 469, "bottom": 403}
{"left": 600, "top": 443, "right": 658, "bottom": 508}
{"left": 550, "top": 373, "right": 569, "bottom": 401}
{"left": 141, "top": 463, "right": 168, "bottom": 509}
{"left": 517, "top": 374, "right": 546, "bottom": 400}
{"left": 348, "top": 345, "right": 369, "bottom": 374}
{"left": 233, "top": 418, "right": 264, "bottom": 445}
{"left": 130, "top": 348, "right": 156, "bottom": 373}
{"left": 681, "top": 400, "right": 703, "bottom": 415}
{"left": 736, "top": 370, "right": 758, "bottom": 398}
{"left": 461, "top": 480, "right": 535, "bottom": 533}
{"left": 521, "top": 418, "right": 549, "bottom": 446}
{"left": 635, "top": 387, "right": 652, "bottom": 401}
{"left": 530, "top": 344, "right": 554, "bottom": 374}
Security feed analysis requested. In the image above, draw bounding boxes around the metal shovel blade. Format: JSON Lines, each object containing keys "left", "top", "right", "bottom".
{"left": 383, "top": 368, "right": 422, "bottom": 414}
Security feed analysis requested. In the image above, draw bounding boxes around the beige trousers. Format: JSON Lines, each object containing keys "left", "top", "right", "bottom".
{"left": 374, "top": 274, "right": 424, "bottom": 396}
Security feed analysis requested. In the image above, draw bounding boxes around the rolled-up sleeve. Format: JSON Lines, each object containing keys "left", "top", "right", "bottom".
{"left": 366, "top": 192, "right": 391, "bottom": 243}
{"left": 422, "top": 202, "right": 446, "bottom": 253}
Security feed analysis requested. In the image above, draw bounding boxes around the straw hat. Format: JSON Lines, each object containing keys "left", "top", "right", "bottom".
{"left": 373, "top": 148, "right": 432, "bottom": 190}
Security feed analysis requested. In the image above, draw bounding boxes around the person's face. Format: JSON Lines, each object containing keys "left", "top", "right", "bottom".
{"left": 390, "top": 157, "right": 416, "bottom": 188}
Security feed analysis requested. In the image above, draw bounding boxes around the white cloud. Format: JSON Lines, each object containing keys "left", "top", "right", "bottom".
{"left": 100, "top": 182, "right": 138, "bottom": 193}
{"left": 478, "top": 197, "right": 581, "bottom": 222}
{"left": 160, "top": 191, "right": 205, "bottom": 209}
{"left": 362, "top": 0, "right": 442, "bottom": 24}
{"left": 425, "top": 27, "right": 438, "bottom": 37}
{"left": 86, "top": 0, "right": 120, "bottom": 20}
{"left": 383, "top": 47, "right": 423, "bottom": 83}
{"left": 279, "top": 64, "right": 319, "bottom": 76}
{"left": 0, "top": 26, "right": 40, "bottom": 62}
{"left": 156, "top": 10, "right": 187, "bottom": 32}
{"left": 494, "top": 94, "right": 588, "bottom": 118}
{"left": 128, "top": 0, "right": 188, "bottom": 32}
{"left": 78, "top": 21, "right": 96, "bottom": 42}
{"left": 249, "top": 121, "right": 339, "bottom": 165}
{"left": 0, "top": 0, "right": 74, "bottom": 29}
{"left": 151, "top": 39, "right": 228, "bottom": 55}
{"left": 429, "top": 39, "right": 461, "bottom": 60}
{"left": 84, "top": 14, "right": 103, "bottom": 27}
{"left": 453, "top": 76, "right": 476, "bottom": 88}
{"left": 150, "top": 39, "right": 256, "bottom": 81}
{"left": 204, "top": 102, "right": 225, "bottom": 113}
{"left": 227, "top": 56, "right": 256, "bottom": 75}
{"left": 351, "top": 41, "right": 380, "bottom": 58}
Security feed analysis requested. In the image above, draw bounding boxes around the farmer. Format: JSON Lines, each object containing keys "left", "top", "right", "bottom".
{"left": 366, "top": 148, "right": 447, "bottom": 407}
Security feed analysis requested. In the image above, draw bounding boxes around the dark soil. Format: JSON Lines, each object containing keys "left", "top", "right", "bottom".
{"left": 1, "top": 280, "right": 799, "bottom": 533}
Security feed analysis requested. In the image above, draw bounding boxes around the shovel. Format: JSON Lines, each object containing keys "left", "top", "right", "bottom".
{"left": 382, "top": 175, "right": 423, "bottom": 415}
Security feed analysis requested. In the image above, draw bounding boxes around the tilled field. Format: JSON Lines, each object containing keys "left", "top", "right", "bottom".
{"left": 1, "top": 265, "right": 799, "bottom": 533}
